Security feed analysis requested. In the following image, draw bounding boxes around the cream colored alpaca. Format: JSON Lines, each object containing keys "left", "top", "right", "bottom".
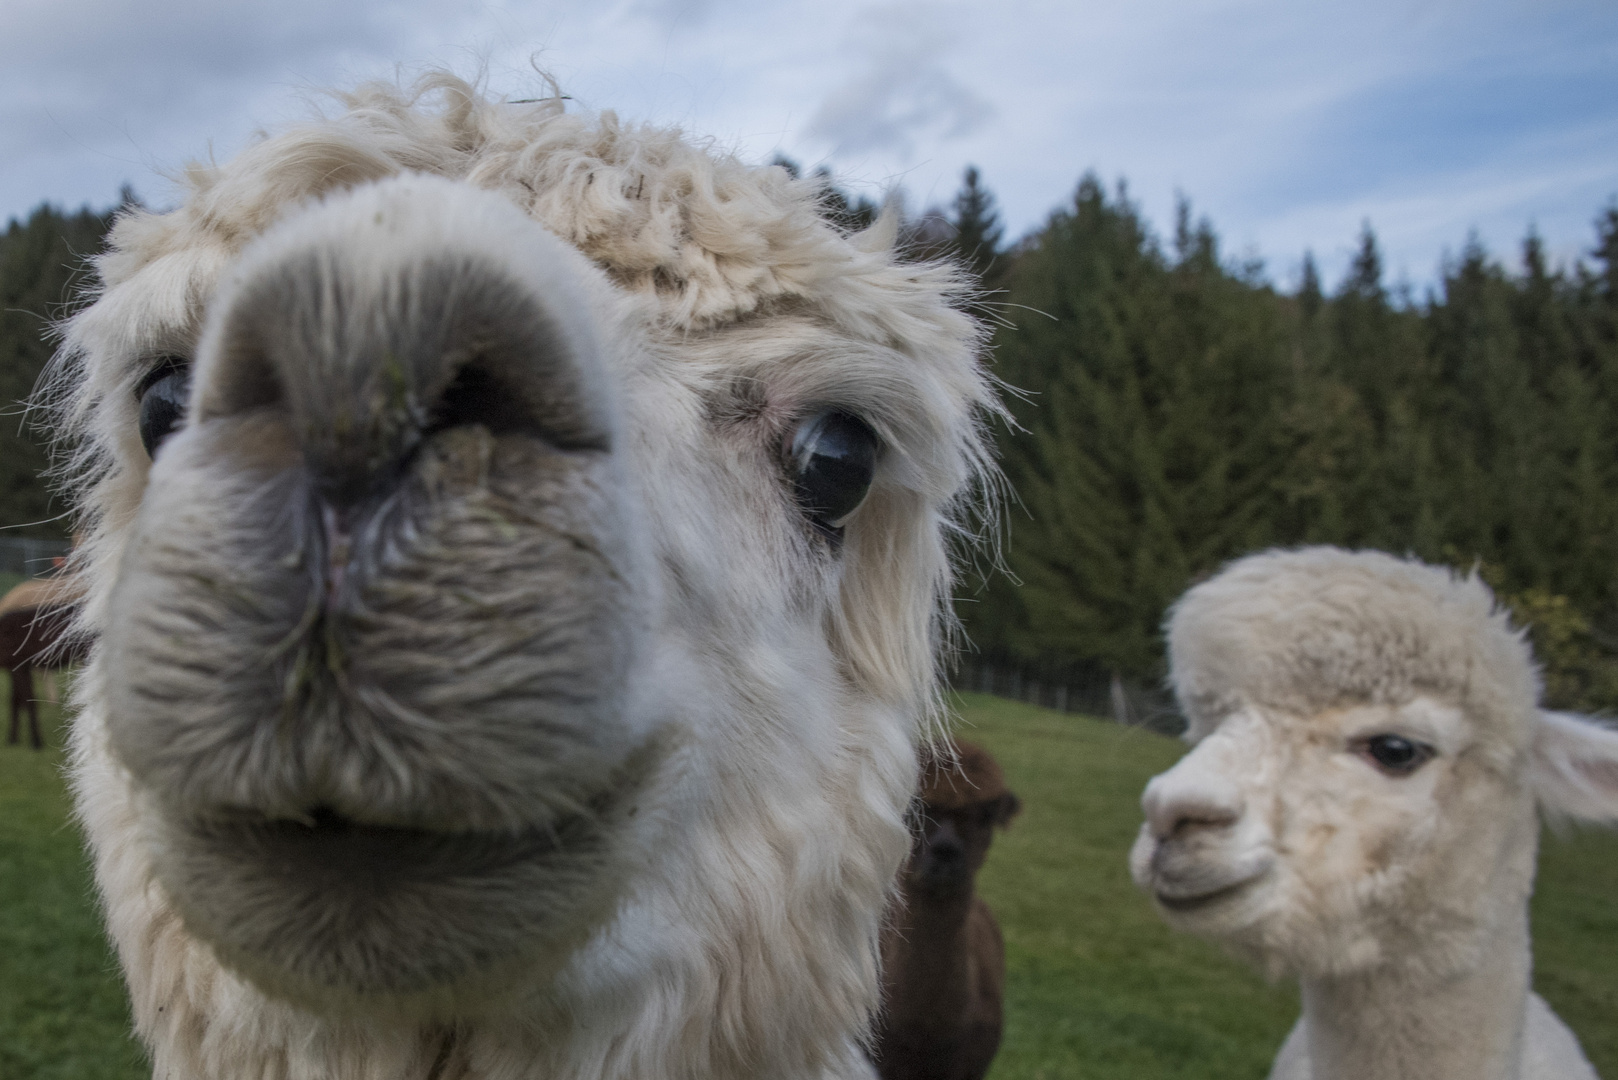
{"left": 46, "top": 74, "right": 996, "bottom": 1080}
{"left": 1130, "top": 547, "right": 1618, "bottom": 1080}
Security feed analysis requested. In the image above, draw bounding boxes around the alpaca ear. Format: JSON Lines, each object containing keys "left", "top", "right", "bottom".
{"left": 1530, "top": 710, "right": 1618, "bottom": 826}
{"left": 995, "top": 791, "right": 1022, "bottom": 828}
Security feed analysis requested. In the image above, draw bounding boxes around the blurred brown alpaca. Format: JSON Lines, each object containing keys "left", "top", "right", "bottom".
{"left": 1, "top": 577, "right": 85, "bottom": 749}
{"left": 873, "top": 740, "right": 1021, "bottom": 1080}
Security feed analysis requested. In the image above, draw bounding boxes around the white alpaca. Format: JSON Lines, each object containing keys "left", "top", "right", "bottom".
{"left": 1130, "top": 547, "right": 1618, "bottom": 1080}
{"left": 47, "top": 74, "right": 996, "bottom": 1080}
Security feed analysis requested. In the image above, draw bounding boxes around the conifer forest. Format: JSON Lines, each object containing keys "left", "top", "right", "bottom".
{"left": 5, "top": 172, "right": 1618, "bottom": 711}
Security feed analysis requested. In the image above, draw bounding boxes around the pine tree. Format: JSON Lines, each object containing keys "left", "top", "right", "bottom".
{"left": 1343, "top": 222, "right": 1385, "bottom": 302}
{"left": 1170, "top": 195, "right": 1218, "bottom": 272}
{"left": 969, "top": 177, "right": 1296, "bottom": 680}
{"left": 1298, "top": 252, "right": 1323, "bottom": 319}
{"left": 1429, "top": 239, "right": 1540, "bottom": 572}
{"left": 950, "top": 166, "right": 1005, "bottom": 286}
{"left": 1593, "top": 204, "right": 1618, "bottom": 304}
{"left": 766, "top": 157, "right": 879, "bottom": 233}
{"left": 0, "top": 202, "right": 116, "bottom": 536}
{"left": 810, "top": 166, "right": 879, "bottom": 234}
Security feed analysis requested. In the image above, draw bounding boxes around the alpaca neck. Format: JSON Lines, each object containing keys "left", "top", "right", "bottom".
{"left": 1298, "top": 910, "right": 1531, "bottom": 1080}
{"left": 882, "top": 888, "right": 976, "bottom": 1031}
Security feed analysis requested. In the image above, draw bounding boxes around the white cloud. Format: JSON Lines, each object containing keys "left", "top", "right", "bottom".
{"left": 803, "top": 4, "right": 993, "bottom": 160}
{"left": 0, "top": 0, "right": 1614, "bottom": 289}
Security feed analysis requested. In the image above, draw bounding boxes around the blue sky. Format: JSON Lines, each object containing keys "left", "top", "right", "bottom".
{"left": 3, "top": 0, "right": 1615, "bottom": 292}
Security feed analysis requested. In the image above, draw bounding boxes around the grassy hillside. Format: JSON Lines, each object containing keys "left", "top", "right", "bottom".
{"left": 0, "top": 688, "right": 1612, "bottom": 1078}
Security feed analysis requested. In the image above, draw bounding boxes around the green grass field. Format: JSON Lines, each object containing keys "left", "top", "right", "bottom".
{"left": 0, "top": 681, "right": 147, "bottom": 1080}
{"left": 0, "top": 689, "right": 1613, "bottom": 1078}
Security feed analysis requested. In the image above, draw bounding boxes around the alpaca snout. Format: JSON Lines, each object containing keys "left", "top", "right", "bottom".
{"left": 104, "top": 176, "right": 661, "bottom": 837}
{"left": 1131, "top": 727, "right": 1277, "bottom": 914}
{"left": 914, "top": 818, "right": 972, "bottom": 894}
{"left": 1141, "top": 763, "right": 1244, "bottom": 841}
{"left": 97, "top": 175, "right": 672, "bottom": 1006}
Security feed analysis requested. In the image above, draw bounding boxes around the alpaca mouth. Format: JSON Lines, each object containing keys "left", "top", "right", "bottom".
{"left": 190, "top": 805, "right": 587, "bottom": 888}
{"left": 1154, "top": 873, "right": 1265, "bottom": 913}
{"left": 149, "top": 791, "right": 634, "bottom": 1002}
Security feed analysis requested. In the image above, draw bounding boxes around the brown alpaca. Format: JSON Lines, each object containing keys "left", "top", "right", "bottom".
{"left": 0, "top": 578, "right": 86, "bottom": 749}
{"left": 873, "top": 740, "right": 1020, "bottom": 1080}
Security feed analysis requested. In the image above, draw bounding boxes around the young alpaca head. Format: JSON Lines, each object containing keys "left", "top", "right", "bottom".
{"left": 49, "top": 75, "right": 995, "bottom": 1078}
{"left": 1129, "top": 547, "right": 1618, "bottom": 982}
{"left": 905, "top": 741, "right": 1020, "bottom": 902}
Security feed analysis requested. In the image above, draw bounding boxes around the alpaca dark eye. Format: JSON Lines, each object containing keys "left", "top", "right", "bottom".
{"left": 786, "top": 409, "right": 879, "bottom": 530}
{"left": 136, "top": 359, "right": 191, "bottom": 457}
{"left": 1360, "top": 734, "right": 1433, "bottom": 775}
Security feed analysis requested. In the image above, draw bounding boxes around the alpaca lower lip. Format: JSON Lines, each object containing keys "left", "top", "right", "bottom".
{"left": 187, "top": 809, "right": 581, "bottom": 886}
{"left": 1154, "top": 874, "right": 1263, "bottom": 912}
{"left": 147, "top": 800, "right": 624, "bottom": 1000}
{"left": 154, "top": 804, "right": 618, "bottom": 995}
{"left": 144, "top": 747, "right": 663, "bottom": 1002}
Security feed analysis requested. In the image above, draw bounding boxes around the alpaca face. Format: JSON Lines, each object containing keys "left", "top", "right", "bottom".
{"left": 64, "top": 162, "right": 961, "bottom": 1035}
{"left": 97, "top": 177, "right": 661, "bottom": 1005}
{"left": 1130, "top": 696, "right": 1537, "bottom": 979}
{"left": 906, "top": 791, "right": 1018, "bottom": 901}
{"left": 52, "top": 84, "right": 996, "bottom": 1077}
{"left": 905, "top": 741, "right": 1019, "bottom": 901}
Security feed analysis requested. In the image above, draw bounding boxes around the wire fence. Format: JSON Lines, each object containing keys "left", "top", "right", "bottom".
{"left": 0, "top": 536, "right": 71, "bottom": 579}
{"left": 950, "top": 656, "right": 1184, "bottom": 735}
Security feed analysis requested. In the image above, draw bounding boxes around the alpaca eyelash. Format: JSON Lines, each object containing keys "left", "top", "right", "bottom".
{"left": 133, "top": 356, "right": 190, "bottom": 400}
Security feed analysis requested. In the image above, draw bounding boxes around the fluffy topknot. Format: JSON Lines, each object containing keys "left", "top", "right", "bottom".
{"left": 919, "top": 740, "right": 1010, "bottom": 810}
{"left": 1167, "top": 547, "right": 1540, "bottom": 757}
{"left": 97, "top": 72, "right": 967, "bottom": 334}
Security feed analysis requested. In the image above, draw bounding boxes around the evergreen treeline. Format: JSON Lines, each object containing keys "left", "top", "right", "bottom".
{"left": 0, "top": 202, "right": 115, "bottom": 539}
{"left": 5, "top": 176, "right": 1618, "bottom": 708}
{"left": 954, "top": 173, "right": 1618, "bottom": 712}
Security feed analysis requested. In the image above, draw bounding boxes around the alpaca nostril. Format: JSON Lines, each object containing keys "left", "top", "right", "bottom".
{"left": 918, "top": 836, "right": 970, "bottom": 889}
{"left": 422, "top": 358, "right": 606, "bottom": 451}
{"left": 426, "top": 362, "right": 532, "bottom": 441}
{"left": 304, "top": 805, "right": 348, "bottom": 832}
{"left": 1143, "top": 773, "right": 1243, "bottom": 841}
{"left": 1167, "top": 805, "right": 1240, "bottom": 838}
